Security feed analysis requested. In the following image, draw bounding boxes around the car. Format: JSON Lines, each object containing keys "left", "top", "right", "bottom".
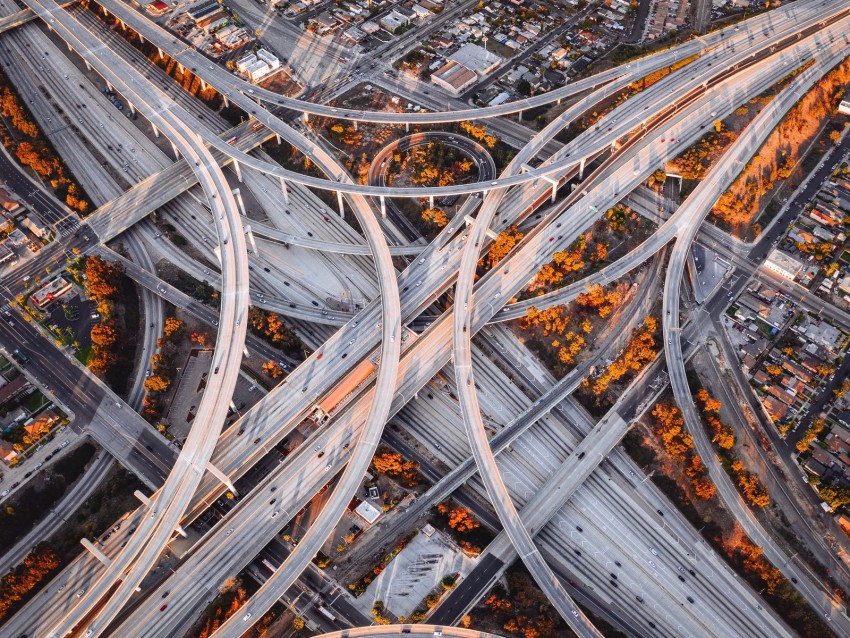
{"left": 576, "top": 525, "right": 583, "bottom": 532}
{"left": 77, "top": 588, "right": 86, "bottom": 598}
{"left": 11, "top": 482, "right": 19, "bottom": 488}
{"left": 0, "top": 490, "right": 8, "bottom": 497}
{"left": 271, "top": 510, "right": 280, "bottom": 518}
{"left": 325, "top": 464, "right": 332, "bottom": 472}
{"left": 24, "top": 472, "right": 32, "bottom": 479}
{"left": 162, "top": 591, "right": 170, "bottom": 598}
{"left": 687, "top": 596, "right": 694, "bottom": 604}
{"left": 146, "top": 369, "right": 152, "bottom": 378}
{"left": 212, "top": 320, "right": 219, "bottom": 326}
{"left": 269, "top": 498, "right": 276, "bottom": 505}
{"left": 226, "top": 528, "right": 234, "bottom": 536}
{"left": 270, "top": 486, "right": 278, "bottom": 493}
{"left": 35, "top": 462, "right": 43, "bottom": 469}
{"left": 45, "top": 454, "right": 53, "bottom": 461}
{"left": 248, "top": 385, "right": 256, "bottom": 392}
{"left": 571, "top": 609, "right": 579, "bottom": 618}
{"left": 253, "top": 438, "right": 262, "bottom": 444}
{"left": 160, "top": 604, "right": 168, "bottom": 612}
{"left": 650, "top": 548, "right": 658, "bottom": 556}
{"left": 243, "top": 613, "right": 252, "bottom": 621}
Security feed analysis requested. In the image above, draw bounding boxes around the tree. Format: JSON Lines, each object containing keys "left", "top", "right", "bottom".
{"left": 693, "top": 478, "right": 716, "bottom": 500}
{"left": 820, "top": 485, "right": 850, "bottom": 509}
{"left": 144, "top": 375, "right": 170, "bottom": 393}
{"left": 90, "top": 323, "right": 117, "bottom": 348}
{"left": 437, "top": 502, "right": 480, "bottom": 533}
{"left": 483, "top": 225, "right": 523, "bottom": 270}
{"left": 262, "top": 360, "right": 283, "bottom": 379}
{"left": 372, "top": 449, "right": 404, "bottom": 474}
{"left": 292, "top": 617, "right": 305, "bottom": 631}
{"left": 190, "top": 331, "right": 208, "bottom": 346}
{"left": 163, "top": 316, "right": 183, "bottom": 337}
{"left": 421, "top": 207, "right": 448, "bottom": 228}
{"left": 84, "top": 256, "right": 121, "bottom": 301}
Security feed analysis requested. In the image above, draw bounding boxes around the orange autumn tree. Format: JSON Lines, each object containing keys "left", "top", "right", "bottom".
{"left": 437, "top": 501, "right": 480, "bottom": 533}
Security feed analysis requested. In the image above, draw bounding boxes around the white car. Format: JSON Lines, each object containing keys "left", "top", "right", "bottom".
{"left": 226, "top": 527, "right": 234, "bottom": 536}
{"left": 0, "top": 489, "right": 8, "bottom": 497}
{"left": 243, "top": 612, "right": 252, "bottom": 621}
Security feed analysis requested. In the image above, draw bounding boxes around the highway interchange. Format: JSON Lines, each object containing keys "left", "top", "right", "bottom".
{"left": 0, "top": 0, "right": 849, "bottom": 636}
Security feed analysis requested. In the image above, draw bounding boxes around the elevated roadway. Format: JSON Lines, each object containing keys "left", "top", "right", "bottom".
{"left": 19, "top": 1, "right": 405, "bottom": 636}
{"left": 73, "top": 0, "right": 842, "bottom": 198}
{"left": 18, "top": 0, "right": 251, "bottom": 636}
{"left": 8, "top": 6, "right": 848, "bottom": 638}
{"left": 182, "top": 13, "right": 850, "bottom": 637}
{"left": 662, "top": 38, "right": 850, "bottom": 632}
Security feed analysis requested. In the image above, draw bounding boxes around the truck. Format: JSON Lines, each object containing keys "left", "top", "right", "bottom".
{"left": 310, "top": 358, "right": 376, "bottom": 425}
{"left": 316, "top": 606, "right": 336, "bottom": 622}
{"left": 12, "top": 349, "right": 29, "bottom": 364}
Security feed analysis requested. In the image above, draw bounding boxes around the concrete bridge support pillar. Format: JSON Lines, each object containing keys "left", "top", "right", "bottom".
{"left": 405, "top": 122, "right": 409, "bottom": 133}
{"left": 80, "top": 539, "right": 111, "bottom": 567}
{"left": 429, "top": 195, "right": 434, "bottom": 209}
{"left": 244, "top": 225, "right": 258, "bottom": 254}
{"left": 222, "top": 95, "right": 229, "bottom": 108}
{"left": 205, "top": 462, "right": 238, "bottom": 496}
{"left": 538, "top": 172, "right": 559, "bottom": 203}
{"left": 232, "top": 188, "right": 246, "bottom": 216}
{"left": 128, "top": 102, "right": 135, "bottom": 116}
{"left": 518, "top": 110, "right": 522, "bottom": 122}
{"left": 303, "top": 112, "right": 309, "bottom": 123}
{"left": 379, "top": 195, "right": 386, "bottom": 218}
{"left": 152, "top": 123, "right": 159, "bottom": 138}
{"left": 106, "top": 80, "right": 113, "bottom": 92}
{"left": 353, "top": 120, "right": 358, "bottom": 131}
{"left": 158, "top": 47, "right": 164, "bottom": 60}
{"left": 275, "top": 133, "right": 281, "bottom": 145}
{"left": 279, "top": 177, "right": 290, "bottom": 204}
{"left": 119, "top": 19, "right": 125, "bottom": 30}
{"left": 579, "top": 157, "right": 585, "bottom": 180}
{"left": 201, "top": 79, "right": 208, "bottom": 91}
{"left": 171, "top": 142, "right": 179, "bottom": 161}
{"left": 232, "top": 159, "right": 242, "bottom": 182}
{"left": 177, "top": 63, "right": 185, "bottom": 75}
{"left": 337, "top": 191, "right": 345, "bottom": 218}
